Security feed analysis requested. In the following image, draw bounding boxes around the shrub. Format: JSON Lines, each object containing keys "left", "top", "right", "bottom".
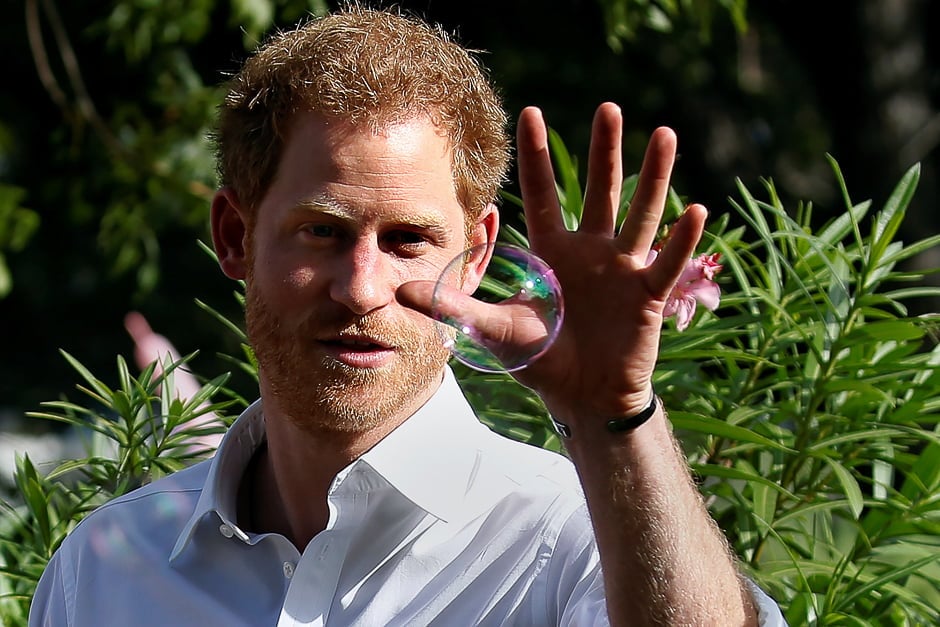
{"left": 2, "top": 139, "right": 938, "bottom": 625}
{"left": 465, "top": 135, "right": 940, "bottom": 624}
{"left": 0, "top": 356, "right": 235, "bottom": 624}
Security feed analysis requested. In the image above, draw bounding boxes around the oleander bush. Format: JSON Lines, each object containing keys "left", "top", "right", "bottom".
{"left": 2, "top": 142, "right": 939, "bottom": 625}
{"left": 0, "top": 358, "right": 237, "bottom": 625}
{"left": 465, "top": 136, "right": 940, "bottom": 625}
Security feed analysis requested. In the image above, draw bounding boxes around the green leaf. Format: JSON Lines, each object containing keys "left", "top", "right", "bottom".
{"left": 881, "top": 232, "right": 940, "bottom": 265}
{"left": 821, "top": 457, "right": 864, "bottom": 519}
{"left": 58, "top": 351, "right": 114, "bottom": 400}
{"left": 230, "top": 0, "right": 275, "bottom": 43}
{"left": 869, "top": 163, "right": 920, "bottom": 268}
{"left": 669, "top": 411, "right": 795, "bottom": 452}
{"left": 842, "top": 320, "right": 925, "bottom": 343}
{"left": 0, "top": 254, "right": 11, "bottom": 298}
{"left": 816, "top": 199, "right": 870, "bottom": 246}
{"left": 832, "top": 552, "right": 940, "bottom": 613}
{"left": 691, "top": 463, "right": 797, "bottom": 500}
{"left": 750, "top": 481, "right": 778, "bottom": 533}
{"left": 547, "top": 127, "right": 583, "bottom": 228}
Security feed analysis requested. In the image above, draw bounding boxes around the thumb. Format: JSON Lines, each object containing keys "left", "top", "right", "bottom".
{"left": 395, "top": 280, "right": 437, "bottom": 317}
{"left": 397, "top": 280, "right": 509, "bottom": 345}
{"left": 397, "top": 280, "right": 556, "bottom": 372}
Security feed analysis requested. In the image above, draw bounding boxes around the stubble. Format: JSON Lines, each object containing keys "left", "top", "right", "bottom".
{"left": 244, "top": 273, "right": 450, "bottom": 435}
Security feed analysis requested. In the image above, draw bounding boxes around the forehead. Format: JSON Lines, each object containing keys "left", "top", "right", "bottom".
{"left": 261, "top": 112, "right": 463, "bottom": 225}
{"left": 285, "top": 112, "right": 453, "bottom": 170}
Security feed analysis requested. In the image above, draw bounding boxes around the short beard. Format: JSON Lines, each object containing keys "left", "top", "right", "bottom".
{"left": 244, "top": 272, "right": 450, "bottom": 436}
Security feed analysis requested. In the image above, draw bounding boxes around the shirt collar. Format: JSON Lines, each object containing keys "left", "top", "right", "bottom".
{"left": 170, "top": 399, "right": 265, "bottom": 560}
{"left": 359, "top": 368, "right": 502, "bottom": 523}
{"left": 171, "top": 367, "right": 511, "bottom": 560}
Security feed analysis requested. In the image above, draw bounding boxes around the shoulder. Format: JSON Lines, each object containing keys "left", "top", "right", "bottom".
{"left": 91, "top": 458, "right": 208, "bottom": 512}
{"left": 477, "top": 423, "right": 581, "bottom": 492}
{"left": 467, "top": 423, "right": 590, "bottom": 535}
{"left": 59, "top": 459, "right": 210, "bottom": 553}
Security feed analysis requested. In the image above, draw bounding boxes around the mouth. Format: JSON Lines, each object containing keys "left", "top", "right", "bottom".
{"left": 325, "top": 334, "right": 392, "bottom": 349}
{"left": 320, "top": 334, "right": 396, "bottom": 367}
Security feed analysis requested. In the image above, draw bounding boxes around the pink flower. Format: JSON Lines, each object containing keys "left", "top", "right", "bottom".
{"left": 647, "top": 251, "right": 723, "bottom": 331}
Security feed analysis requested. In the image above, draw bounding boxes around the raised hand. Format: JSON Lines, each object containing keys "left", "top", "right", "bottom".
{"left": 399, "top": 102, "right": 707, "bottom": 433}
{"left": 508, "top": 102, "right": 707, "bottom": 430}
{"left": 398, "top": 104, "right": 761, "bottom": 625}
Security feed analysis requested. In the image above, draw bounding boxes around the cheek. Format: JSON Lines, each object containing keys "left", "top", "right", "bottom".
{"left": 249, "top": 255, "right": 322, "bottom": 309}
{"left": 282, "top": 266, "right": 317, "bottom": 290}
{"left": 278, "top": 269, "right": 326, "bottom": 315}
{"left": 402, "top": 246, "right": 467, "bottom": 284}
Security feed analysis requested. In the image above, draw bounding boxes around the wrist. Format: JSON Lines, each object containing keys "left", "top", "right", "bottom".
{"left": 550, "top": 386, "right": 658, "bottom": 439}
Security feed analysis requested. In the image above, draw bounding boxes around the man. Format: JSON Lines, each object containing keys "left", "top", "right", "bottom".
{"left": 30, "top": 7, "right": 784, "bottom": 626}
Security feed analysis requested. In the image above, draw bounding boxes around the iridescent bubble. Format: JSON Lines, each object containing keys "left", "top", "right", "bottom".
{"left": 431, "top": 243, "right": 564, "bottom": 373}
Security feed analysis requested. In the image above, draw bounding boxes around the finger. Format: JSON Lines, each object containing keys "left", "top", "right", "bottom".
{"left": 124, "top": 311, "right": 182, "bottom": 380}
{"left": 124, "top": 311, "right": 153, "bottom": 343}
{"left": 617, "top": 127, "right": 677, "bottom": 256}
{"left": 395, "top": 280, "right": 437, "bottom": 318}
{"left": 647, "top": 203, "right": 707, "bottom": 298}
{"left": 517, "top": 107, "right": 564, "bottom": 249}
{"left": 580, "top": 103, "right": 623, "bottom": 235}
{"left": 397, "top": 280, "right": 528, "bottom": 345}
{"left": 397, "top": 280, "right": 554, "bottom": 367}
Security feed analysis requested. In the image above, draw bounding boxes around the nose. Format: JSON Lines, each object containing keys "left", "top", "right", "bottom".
{"left": 329, "top": 240, "right": 396, "bottom": 315}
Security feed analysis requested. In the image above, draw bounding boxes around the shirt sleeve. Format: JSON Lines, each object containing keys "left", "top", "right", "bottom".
{"left": 29, "top": 550, "right": 71, "bottom": 627}
{"left": 746, "top": 579, "right": 789, "bottom": 626}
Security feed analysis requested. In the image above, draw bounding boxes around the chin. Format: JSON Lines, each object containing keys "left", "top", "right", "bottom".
{"left": 265, "top": 353, "right": 448, "bottom": 435}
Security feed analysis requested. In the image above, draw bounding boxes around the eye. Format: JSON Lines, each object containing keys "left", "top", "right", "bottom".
{"left": 388, "top": 230, "right": 425, "bottom": 245}
{"left": 384, "top": 229, "right": 431, "bottom": 255}
{"left": 306, "top": 224, "right": 337, "bottom": 238}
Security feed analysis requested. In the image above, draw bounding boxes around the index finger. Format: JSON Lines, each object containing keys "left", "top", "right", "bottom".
{"left": 517, "top": 107, "right": 564, "bottom": 249}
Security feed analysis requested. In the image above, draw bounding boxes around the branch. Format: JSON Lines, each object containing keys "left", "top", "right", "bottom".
{"left": 38, "top": 0, "right": 128, "bottom": 158}
{"left": 25, "top": 0, "right": 72, "bottom": 121}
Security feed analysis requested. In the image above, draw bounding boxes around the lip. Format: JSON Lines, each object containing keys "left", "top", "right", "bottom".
{"left": 320, "top": 335, "right": 396, "bottom": 368}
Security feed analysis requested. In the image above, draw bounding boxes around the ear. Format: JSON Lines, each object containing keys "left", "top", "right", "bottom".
{"left": 462, "top": 203, "right": 500, "bottom": 293}
{"left": 211, "top": 187, "right": 250, "bottom": 280}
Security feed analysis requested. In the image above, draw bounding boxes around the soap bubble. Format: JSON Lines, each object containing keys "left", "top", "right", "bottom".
{"left": 431, "top": 243, "right": 564, "bottom": 373}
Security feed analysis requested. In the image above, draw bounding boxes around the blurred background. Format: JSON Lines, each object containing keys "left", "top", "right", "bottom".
{"left": 2, "top": 0, "right": 939, "bottom": 480}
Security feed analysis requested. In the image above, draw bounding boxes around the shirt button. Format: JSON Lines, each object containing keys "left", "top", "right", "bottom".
{"left": 219, "top": 524, "right": 234, "bottom": 538}
{"left": 282, "top": 562, "right": 295, "bottom": 579}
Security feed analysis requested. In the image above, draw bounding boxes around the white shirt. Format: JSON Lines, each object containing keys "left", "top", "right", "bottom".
{"left": 29, "top": 369, "right": 785, "bottom": 626}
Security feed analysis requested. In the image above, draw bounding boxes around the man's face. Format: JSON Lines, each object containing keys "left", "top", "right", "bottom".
{"left": 243, "top": 114, "right": 484, "bottom": 434}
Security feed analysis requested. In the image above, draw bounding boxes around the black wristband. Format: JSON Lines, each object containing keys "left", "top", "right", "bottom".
{"left": 550, "top": 388, "right": 658, "bottom": 439}
{"left": 605, "top": 391, "right": 658, "bottom": 433}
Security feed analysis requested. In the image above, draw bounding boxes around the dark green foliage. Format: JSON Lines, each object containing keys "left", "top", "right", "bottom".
{"left": 0, "top": 184, "right": 39, "bottom": 298}
{"left": 0, "top": 354, "right": 236, "bottom": 623}
{"left": 597, "top": 0, "right": 748, "bottom": 49}
{"left": 3, "top": 3, "right": 939, "bottom": 624}
{"left": 3, "top": 134, "right": 939, "bottom": 624}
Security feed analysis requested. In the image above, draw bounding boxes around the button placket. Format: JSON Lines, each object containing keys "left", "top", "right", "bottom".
{"left": 278, "top": 473, "right": 368, "bottom": 626}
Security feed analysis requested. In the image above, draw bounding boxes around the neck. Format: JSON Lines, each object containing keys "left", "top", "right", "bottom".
{"left": 240, "top": 374, "right": 442, "bottom": 550}
{"left": 243, "top": 420, "right": 395, "bottom": 549}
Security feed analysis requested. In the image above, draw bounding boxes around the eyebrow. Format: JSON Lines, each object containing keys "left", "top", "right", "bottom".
{"left": 292, "top": 197, "right": 454, "bottom": 236}
{"left": 293, "top": 196, "right": 348, "bottom": 217}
